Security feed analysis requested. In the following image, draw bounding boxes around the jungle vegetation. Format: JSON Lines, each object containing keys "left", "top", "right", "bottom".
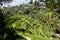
{"left": 0, "top": 0, "right": 60, "bottom": 40}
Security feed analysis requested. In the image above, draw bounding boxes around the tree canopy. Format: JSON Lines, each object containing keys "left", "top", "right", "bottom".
{"left": 0, "top": 0, "right": 13, "bottom": 3}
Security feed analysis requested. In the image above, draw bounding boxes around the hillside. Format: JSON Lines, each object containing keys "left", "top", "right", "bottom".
{"left": 0, "top": 1, "right": 60, "bottom": 40}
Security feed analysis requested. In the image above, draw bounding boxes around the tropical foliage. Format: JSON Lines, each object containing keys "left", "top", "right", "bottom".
{"left": 0, "top": 0, "right": 60, "bottom": 40}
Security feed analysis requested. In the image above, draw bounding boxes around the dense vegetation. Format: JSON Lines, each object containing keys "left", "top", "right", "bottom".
{"left": 0, "top": 0, "right": 60, "bottom": 40}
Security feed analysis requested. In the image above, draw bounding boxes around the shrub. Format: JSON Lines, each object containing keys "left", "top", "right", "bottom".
{"left": 46, "top": 0, "right": 59, "bottom": 10}
{"left": 23, "top": 7, "right": 31, "bottom": 15}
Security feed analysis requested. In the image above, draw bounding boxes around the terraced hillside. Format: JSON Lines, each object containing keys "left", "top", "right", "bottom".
{"left": 0, "top": 5, "right": 59, "bottom": 40}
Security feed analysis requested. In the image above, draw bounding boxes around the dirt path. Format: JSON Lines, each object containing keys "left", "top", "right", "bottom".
{"left": 15, "top": 30, "right": 31, "bottom": 40}
{"left": 22, "top": 36, "right": 31, "bottom": 40}
{"left": 12, "top": 24, "right": 31, "bottom": 40}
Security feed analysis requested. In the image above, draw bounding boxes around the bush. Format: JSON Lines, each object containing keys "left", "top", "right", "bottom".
{"left": 23, "top": 7, "right": 31, "bottom": 15}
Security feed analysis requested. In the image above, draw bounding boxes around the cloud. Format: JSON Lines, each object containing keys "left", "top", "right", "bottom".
{"left": 2, "top": 0, "right": 35, "bottom": 7}
{"left": 10, "top": 0, "right": 30, "bottom": 6}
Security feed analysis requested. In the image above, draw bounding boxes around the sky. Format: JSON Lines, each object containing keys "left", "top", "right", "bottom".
{"left": 2, "top": 0, "right": 36, "bottom": 7}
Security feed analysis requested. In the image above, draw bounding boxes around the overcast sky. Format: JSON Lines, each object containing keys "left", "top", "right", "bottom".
{"left": 2, "top": 0, "right": 36, "bottom": 7}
